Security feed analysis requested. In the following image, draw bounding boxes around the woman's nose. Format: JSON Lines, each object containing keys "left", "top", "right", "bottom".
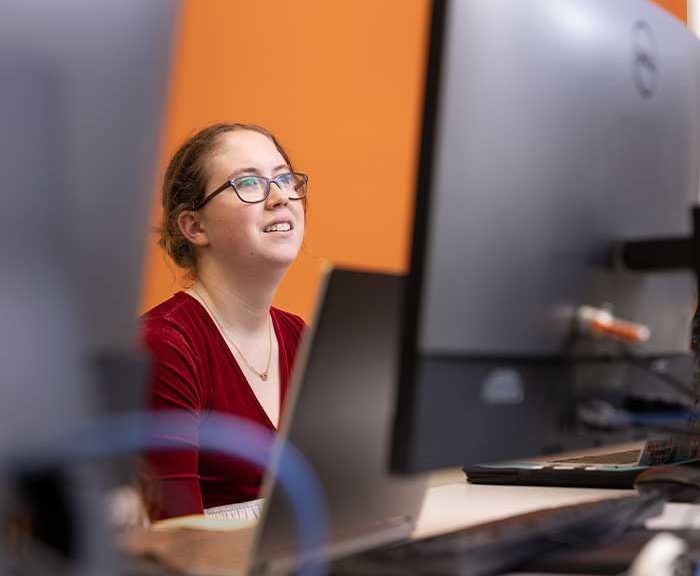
{"left": 265, "top": 180, "right": 289, "bottom": 208}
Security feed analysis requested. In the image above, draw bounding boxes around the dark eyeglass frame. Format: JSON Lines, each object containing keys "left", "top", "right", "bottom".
{"left": 194, "top": 172, "right": 309, "bottom": 210}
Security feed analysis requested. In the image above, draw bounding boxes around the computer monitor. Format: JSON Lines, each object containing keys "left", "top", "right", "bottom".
{"left": 1, "top": 0, "right": 177, "bottom": 562}
{"left": 0, "top": 0, "right": 176, "bottom": 457}
{"left": 392, "top": 0, "right": 700, "bottom": 473}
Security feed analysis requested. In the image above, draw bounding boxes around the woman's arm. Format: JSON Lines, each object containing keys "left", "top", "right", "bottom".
{"left": 141, "top": 323, "right": 205, "bottom": 520}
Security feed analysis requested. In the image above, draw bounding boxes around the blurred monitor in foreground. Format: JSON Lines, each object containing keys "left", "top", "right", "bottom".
{"left": 1, "top": 0, "right": 176, "bottom": 459}
{"left": 392, "top": 0, "right": 700, "bottom": 473}
{"left": 0, "top": 0, "right": 177, "bottom": 564}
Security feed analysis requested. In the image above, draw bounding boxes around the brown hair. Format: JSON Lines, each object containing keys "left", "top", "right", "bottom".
{"left": 158, "top": 123, "right": 295, "bottom": 277}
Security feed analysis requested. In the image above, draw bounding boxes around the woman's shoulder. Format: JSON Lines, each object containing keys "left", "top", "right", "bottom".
{"left": 140, "top": 292, "right": 208, "bottom": 345}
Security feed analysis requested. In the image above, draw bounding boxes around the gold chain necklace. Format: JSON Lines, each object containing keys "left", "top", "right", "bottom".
{"left": 191, "top": 287, "right": 273, "bottom": 381}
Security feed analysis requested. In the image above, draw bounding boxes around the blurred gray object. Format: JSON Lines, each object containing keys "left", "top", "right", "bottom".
{"left": 394, "top": 0, "right": 700, "bottom": 473}
{"left": 0, "top": 0, "right": 177, "bottom": 455}
{"left": 0, "top": 0, "right": 177, "bottom": 571}
{"left": 252, "top": 269, "right": 427, "bottom": 575}
{"left": 420, "top": 0, "right": 700, "bottom": 357}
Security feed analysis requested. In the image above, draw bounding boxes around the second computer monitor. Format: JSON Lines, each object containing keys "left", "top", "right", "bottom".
{"left": 392, "top": 0, "right": 700, "bottom": 473}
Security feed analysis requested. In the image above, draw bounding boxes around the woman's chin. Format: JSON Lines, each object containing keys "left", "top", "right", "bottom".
{"left": 260, "top": 246, "right": 301, "bottom": 269}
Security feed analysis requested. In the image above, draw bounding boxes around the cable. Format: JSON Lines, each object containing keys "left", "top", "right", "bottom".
{"left": 577, "top": 400, "right": 700, "bottom": 431}
{"left": 622, "top": 416, "right": 700, "bottom": 435}
{"left": 2, "top": 411, "right": 329, "bottom": 576}
{"left": 620, "top": 351, "right": 696, "bottom": 402}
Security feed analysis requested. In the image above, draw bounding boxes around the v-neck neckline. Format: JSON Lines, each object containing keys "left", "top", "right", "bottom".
{"left": 180, "top": 291, "right": 285, "bottom": 430}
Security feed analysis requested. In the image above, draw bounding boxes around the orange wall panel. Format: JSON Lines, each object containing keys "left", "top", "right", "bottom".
{"left": 651, "top": 0, "right": 687, "bottom": 22}
{"left": 140, "top": 0, "right": 431, "bottom": 320}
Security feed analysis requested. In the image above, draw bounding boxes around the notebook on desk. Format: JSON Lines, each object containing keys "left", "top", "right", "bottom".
{"left": 132, "top": 268, "right": 427, "bottom": 575}
{"left": 465, "top": 437, "right": 700, "bottom": 489}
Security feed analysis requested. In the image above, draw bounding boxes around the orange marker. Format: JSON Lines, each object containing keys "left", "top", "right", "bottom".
{"left": 577, "top": 305, "right": 651, "bottom": 344}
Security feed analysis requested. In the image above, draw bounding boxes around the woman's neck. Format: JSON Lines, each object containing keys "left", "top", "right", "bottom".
{"left": 191, "top": 262, "right": 284, "bottom": 335}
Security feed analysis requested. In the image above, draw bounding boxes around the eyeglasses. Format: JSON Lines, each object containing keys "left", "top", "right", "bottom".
{"left": 195, "top": 172, "right": 308, "bottom": 209}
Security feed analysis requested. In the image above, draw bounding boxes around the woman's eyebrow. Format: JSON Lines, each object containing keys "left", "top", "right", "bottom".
{"left": 227, "top": 167, "right": 260, "bottom": 179}
{"left": 227, "top": 164, "right": 290, "bottom": 179}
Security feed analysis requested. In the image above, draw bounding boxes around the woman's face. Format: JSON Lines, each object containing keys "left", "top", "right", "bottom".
{"left": 197, "top": 129, "right": 305, "bottom": 272}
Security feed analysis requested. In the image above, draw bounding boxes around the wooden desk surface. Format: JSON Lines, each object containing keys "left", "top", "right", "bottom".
{"left": 412, "top": 442, "right": 651, "bottom": 538}
{"left": 119, "top": 468, "right": 639, "bottom": 574}
{"left": 415, "top": 471, "right": 635, "bottom": 539}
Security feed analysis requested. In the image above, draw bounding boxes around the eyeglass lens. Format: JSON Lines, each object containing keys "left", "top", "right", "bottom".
{"left": 234, "top": 173, "right": 307, "bottom": 202}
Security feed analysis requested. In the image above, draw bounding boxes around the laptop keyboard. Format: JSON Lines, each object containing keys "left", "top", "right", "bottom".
{"left": 328, "top": 494, "right": 662, "bottom": 576}
{"left": 551, "top": 449, "right": 641, "bottom": 465}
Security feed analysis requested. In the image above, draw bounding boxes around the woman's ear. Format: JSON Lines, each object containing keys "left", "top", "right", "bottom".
{"left": 177, "top": 210, "right": 209, "bottom": 247}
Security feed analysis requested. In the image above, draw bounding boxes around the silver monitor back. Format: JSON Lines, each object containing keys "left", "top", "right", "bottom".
{"left": 252, "top": 269, "right": 427, "bottom": 574}
{"left": 393, "top": 0, "right": 700, "bottom": 472}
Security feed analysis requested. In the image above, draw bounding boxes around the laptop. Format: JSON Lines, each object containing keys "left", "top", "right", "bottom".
{"left": 250, "top": 267, "right": 427, "bottom": 574}
{"left": 140, "top": 267, "right": 427, "bottom": 575}
{"left": 466, "top": 432, "right": 700, "bottom": 489}
{"left": 466, "top": 353, "right": 700, "bottom": 488}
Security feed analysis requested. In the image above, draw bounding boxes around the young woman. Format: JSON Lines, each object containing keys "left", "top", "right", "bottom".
{"left": 141, "top": 123, "right": 308, "bottom": 520}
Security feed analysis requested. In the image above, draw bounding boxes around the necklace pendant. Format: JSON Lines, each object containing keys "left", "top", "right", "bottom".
{"left": 260, "top": 372, "right": 268, "bottom": 381}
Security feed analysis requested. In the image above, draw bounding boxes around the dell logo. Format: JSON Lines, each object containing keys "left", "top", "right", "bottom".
{"left": 632, "top": 20, "right": 658, "bottom": 98}
{"left": 481, "top": 369, "right": 525, "bottom": 405}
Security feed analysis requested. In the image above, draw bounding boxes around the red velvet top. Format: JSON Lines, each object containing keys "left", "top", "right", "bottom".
{"left": 140, "top": 291, "right": 305, "bottom": 520}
